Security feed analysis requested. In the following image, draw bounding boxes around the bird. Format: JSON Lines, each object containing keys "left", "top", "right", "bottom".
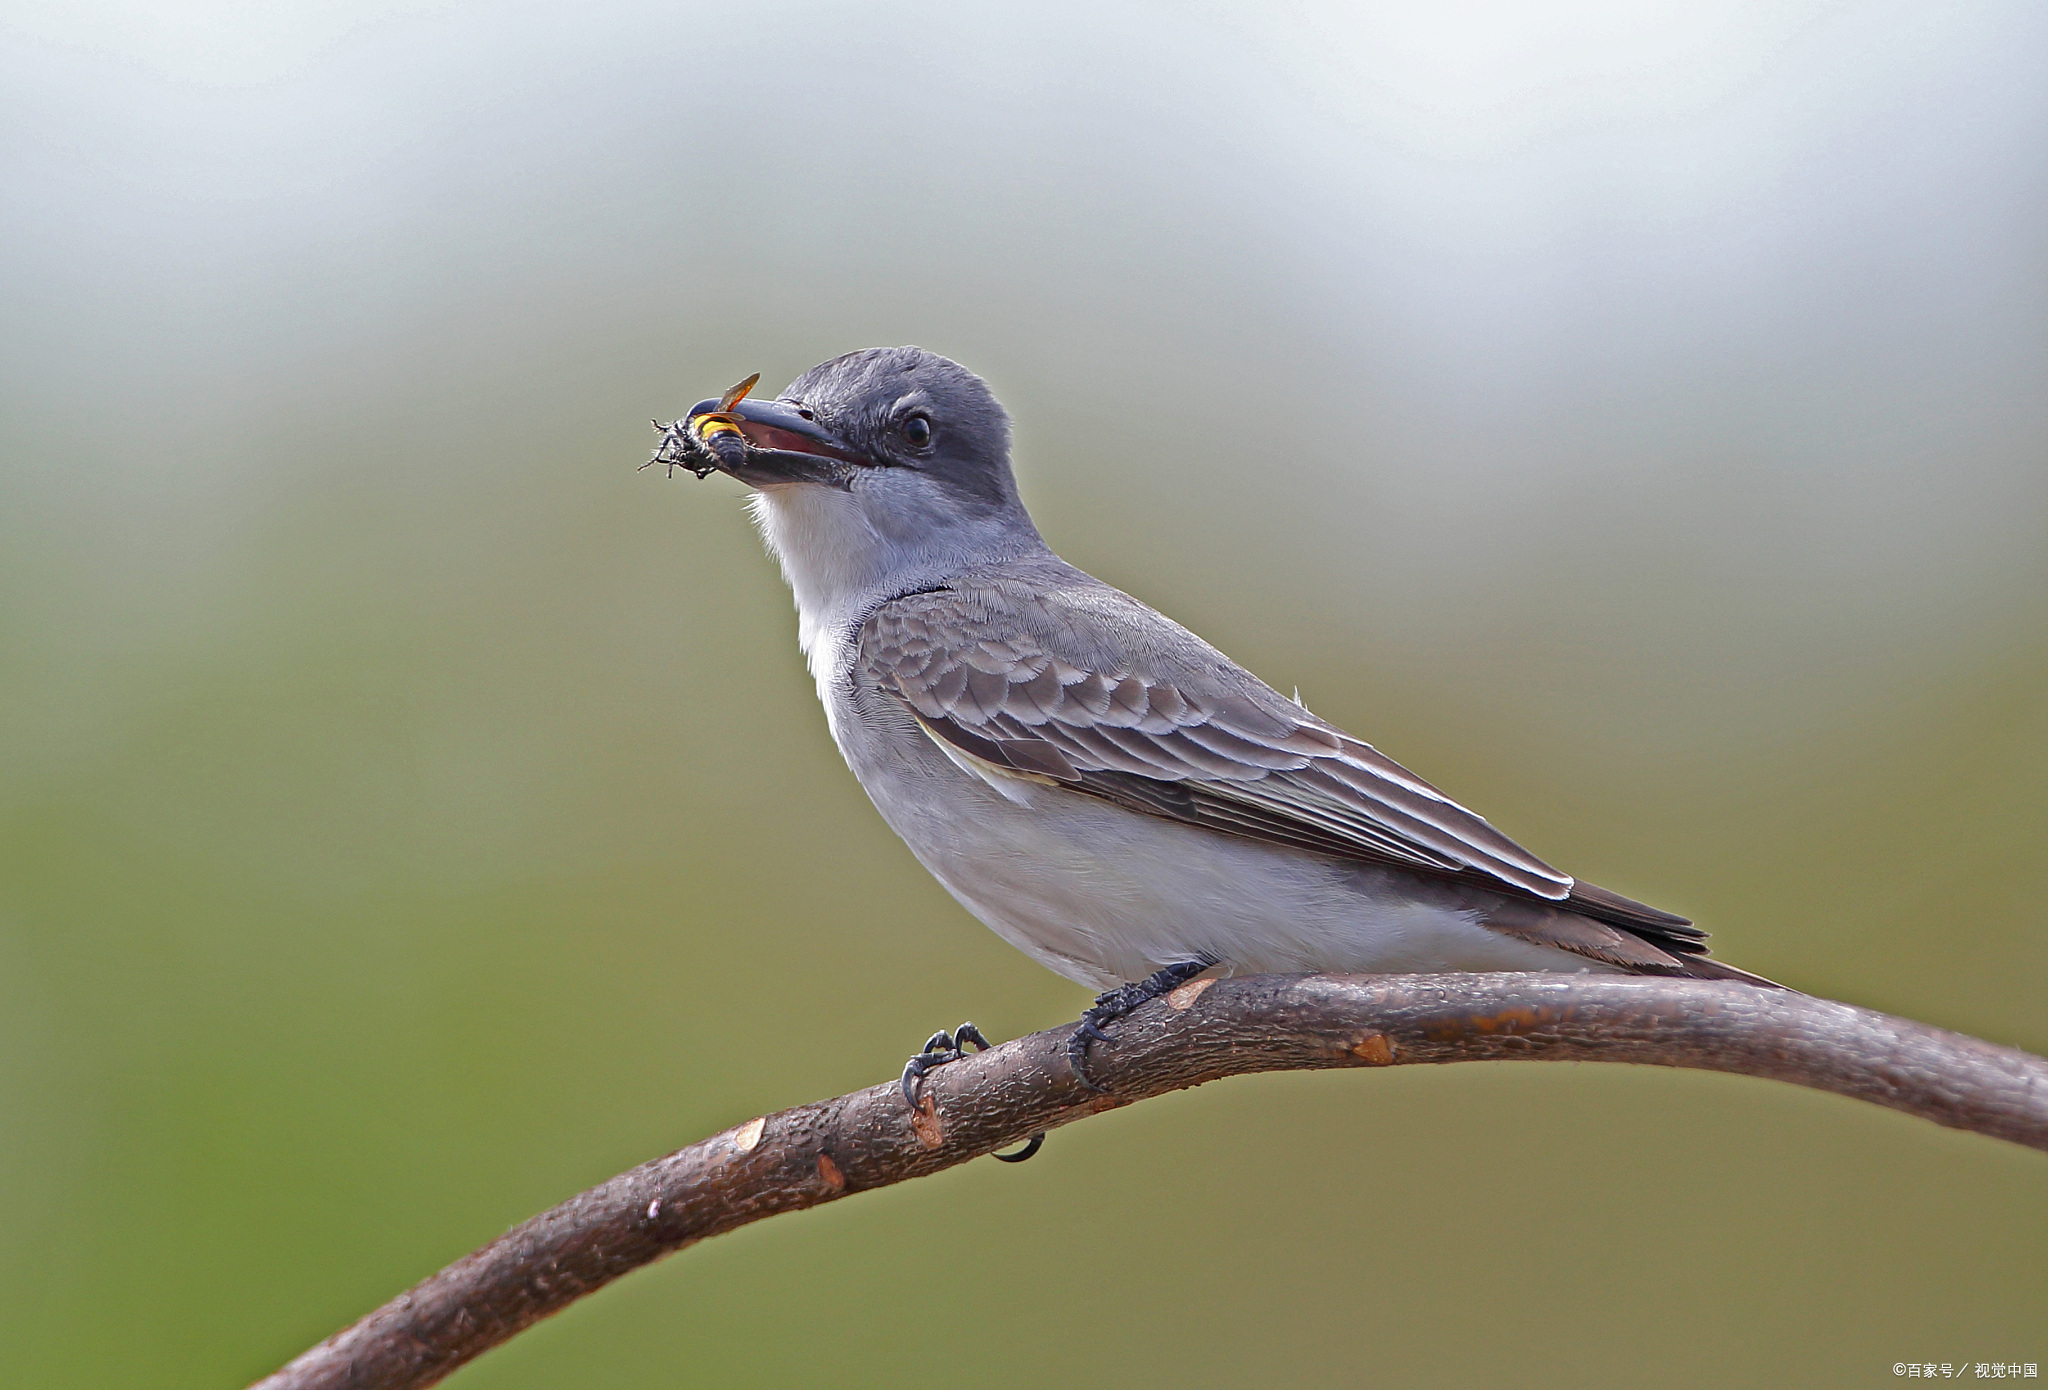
{"left": 654, "top": 345, "right": 1777, "bottom": 1116}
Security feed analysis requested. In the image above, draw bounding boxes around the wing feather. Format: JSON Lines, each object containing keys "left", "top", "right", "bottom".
{"left": 859, "top": 577, "right": 1711, "bottom": 951}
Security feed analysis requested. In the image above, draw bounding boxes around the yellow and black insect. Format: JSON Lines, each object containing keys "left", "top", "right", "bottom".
{"left": 646, "top": 372, "right": 760, "bottom": 478}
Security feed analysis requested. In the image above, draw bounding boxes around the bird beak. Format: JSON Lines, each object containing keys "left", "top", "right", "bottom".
{"left": 684, "top": 392, "right": 864, "bottom": 488}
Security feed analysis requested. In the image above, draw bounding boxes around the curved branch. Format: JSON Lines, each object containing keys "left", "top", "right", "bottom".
{"left": 252, "top": 973, "right": 2048, "bottom": 1390}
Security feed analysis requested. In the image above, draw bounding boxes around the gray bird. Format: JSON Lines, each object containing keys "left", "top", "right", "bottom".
{"left": 656, "top": 346, "right": 1775, "bottom": 1109}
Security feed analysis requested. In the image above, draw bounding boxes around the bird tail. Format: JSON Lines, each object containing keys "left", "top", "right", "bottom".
{"left": 1666, "top": 951, "right": 1791, "bottom": 990}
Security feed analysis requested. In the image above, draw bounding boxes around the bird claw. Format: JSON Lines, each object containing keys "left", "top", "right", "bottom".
{"left": 899, "top": 1022, "right": 993, "bottom": 1109}
{"left": 902, "top": 961, "right": 1218, "bottom": 1156}
{"left": 1064, "top": 957, "right": 1218, "bottom": 1092}
{"left": 898, "top": 1024, "right": 1045, "bottom": 1163}
{"left": 992, "top": 1132, "right": 1045, "bottom": 1163}
{"left": 1065, "top": 1033, "right": 1109, "bottom": 1093}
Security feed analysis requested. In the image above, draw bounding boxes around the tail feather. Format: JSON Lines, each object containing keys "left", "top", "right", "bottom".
{"left": 1661, "top": 950, "right": 1790, "bottom": 990}
{"left": 1477, "top": 890, "right": 1790, "bottom": 990}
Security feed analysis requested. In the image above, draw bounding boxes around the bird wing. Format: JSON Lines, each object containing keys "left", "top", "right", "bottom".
{"left": 855, "top": 570, "right": 1704, "bottom": 956}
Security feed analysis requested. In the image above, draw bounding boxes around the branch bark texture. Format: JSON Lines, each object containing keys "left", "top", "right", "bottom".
{"left": 253, "top": 973, "right": 2048, "bottom": 1390}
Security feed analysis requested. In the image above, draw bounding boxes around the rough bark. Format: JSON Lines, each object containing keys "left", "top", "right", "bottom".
{"left": 252, "top": 973, "right": 2048, "bottom": 1390}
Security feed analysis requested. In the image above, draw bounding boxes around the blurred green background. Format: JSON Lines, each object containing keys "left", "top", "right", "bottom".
{"left": 2, "top": 2, "right": 2044, "bottom": 1385}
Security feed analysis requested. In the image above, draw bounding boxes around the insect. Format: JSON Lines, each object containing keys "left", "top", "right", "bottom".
{"left": 644, "top": 371, "right": 761, "bottom": 478}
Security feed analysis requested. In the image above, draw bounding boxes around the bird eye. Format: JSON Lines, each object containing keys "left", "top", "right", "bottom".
{"left": 901, "top": 414, "right": 932, "bottom": 448}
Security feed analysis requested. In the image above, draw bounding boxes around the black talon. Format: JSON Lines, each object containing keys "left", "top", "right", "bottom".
{"left": 1064, "top": 957, "right": 1218, "bottom": 1092}
{"left": 899, "top": 1022, "right": 1043, "bottom": 1164}
{"left": 992, "top": 1132, "right": 1045, "bottom": 1163}
{"left": 899, "top": 1021, "right": 994, "bottom": 1109}
{"left": 899, "top": 1054, "right": 936, "bottom": 1109}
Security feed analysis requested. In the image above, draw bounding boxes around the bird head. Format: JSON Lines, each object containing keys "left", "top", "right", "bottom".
{"left": 662, "top": 347, "right": 1045, "bottom": 623}
{"left": 675, "top": 346, "right": 1020, "bottom": 514}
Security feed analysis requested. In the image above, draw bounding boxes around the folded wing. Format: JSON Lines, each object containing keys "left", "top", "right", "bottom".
{"left": 857, "top": 577, "right": 1717, "bottom": 966}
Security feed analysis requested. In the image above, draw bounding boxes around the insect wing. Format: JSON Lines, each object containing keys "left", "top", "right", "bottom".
{"left": 717, "top": 372, "right": 761, "bottom": 414}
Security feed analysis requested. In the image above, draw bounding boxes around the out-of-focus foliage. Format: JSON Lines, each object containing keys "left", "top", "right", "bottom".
{"left": 1, "top": 3, "right": 2042, "bottom": 1385}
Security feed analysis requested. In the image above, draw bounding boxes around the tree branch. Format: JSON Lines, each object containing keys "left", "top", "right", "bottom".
{"left": 251, "top": 973, "right": 2048, "bottom": 1390}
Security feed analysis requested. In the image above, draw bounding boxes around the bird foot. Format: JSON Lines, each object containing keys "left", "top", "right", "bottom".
{"left": 900, "top": 1022, "right": 1044, "bottom": 1162}
{"left": 900, "top": 1022, "right": 993, "bottom": 1108}
{"left": 1066, "top": 957, "right": 1218, "bottom": 1092}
